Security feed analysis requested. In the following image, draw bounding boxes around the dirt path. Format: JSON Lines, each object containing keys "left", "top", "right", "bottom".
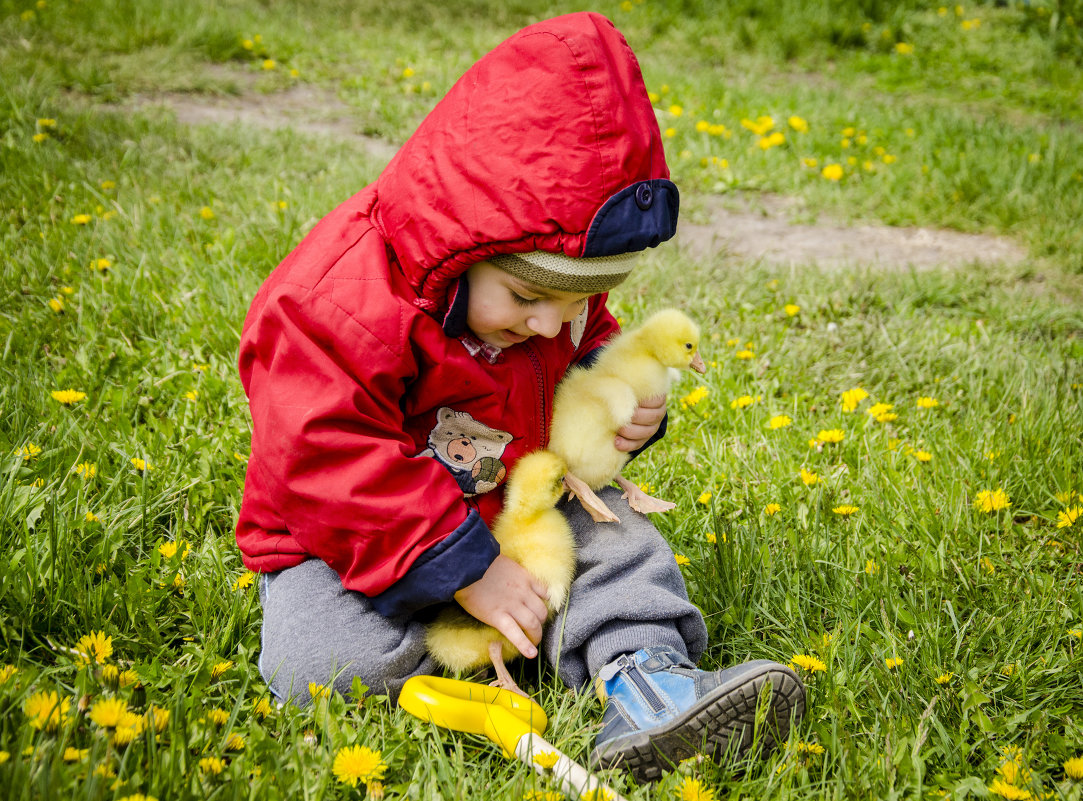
{"left": 124, "top": 72, "right": 1026, "bottom": 271}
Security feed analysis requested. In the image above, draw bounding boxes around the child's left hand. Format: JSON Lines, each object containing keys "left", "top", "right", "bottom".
{"left": 614, "top": 394, "right": 666, "bottom": 452}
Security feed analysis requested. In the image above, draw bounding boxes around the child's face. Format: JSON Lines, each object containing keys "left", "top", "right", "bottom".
{"left": 465, "top": 260, "right": 593, "bottom": 349}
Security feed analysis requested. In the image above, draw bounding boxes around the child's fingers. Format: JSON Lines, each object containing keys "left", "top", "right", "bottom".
{"left": 494, "top": 612, "right": 538, "bottom": 659}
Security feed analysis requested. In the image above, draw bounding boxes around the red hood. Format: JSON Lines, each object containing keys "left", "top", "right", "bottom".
{"left": 371, "top": 12, "right": 676, "bottom": 314}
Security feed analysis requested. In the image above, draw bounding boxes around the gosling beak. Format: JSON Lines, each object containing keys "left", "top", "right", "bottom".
{"left": 689, "top": 351, "right": 707, "bottom": 374}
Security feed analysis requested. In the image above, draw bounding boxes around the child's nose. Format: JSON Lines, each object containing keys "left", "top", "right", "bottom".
{"left": 526, "top": 305, "right": 564, "bottom": 338}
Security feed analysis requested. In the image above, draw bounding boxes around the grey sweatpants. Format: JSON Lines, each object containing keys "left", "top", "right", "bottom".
{"left": 258, "top": 487, "right": 708, "bottom": 704}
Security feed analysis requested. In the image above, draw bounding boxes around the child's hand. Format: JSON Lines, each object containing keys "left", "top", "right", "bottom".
{"left": 454, "top": 555, "right": 549, "bottom": 659}
{"left": 614, "top": 393, "right": 666, "bottom": 452}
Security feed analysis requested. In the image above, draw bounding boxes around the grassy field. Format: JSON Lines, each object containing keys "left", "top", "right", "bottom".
{"left": 2, "top": 0, "right": 1083, "bottom": 799}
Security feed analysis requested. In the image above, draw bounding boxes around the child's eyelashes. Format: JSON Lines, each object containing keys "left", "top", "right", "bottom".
{"left": 511, "top": 291, "right": 540, "bottom": 307}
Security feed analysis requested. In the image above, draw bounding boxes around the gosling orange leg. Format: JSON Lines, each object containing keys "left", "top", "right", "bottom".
{"left": 487, "top": 640, "right": 529, "bottom": 699}
{"left": 562, "top": 473, "right": 620, "bottom": 523}
{"left": 615, "top": 475, "right": 677, "bottom": 515}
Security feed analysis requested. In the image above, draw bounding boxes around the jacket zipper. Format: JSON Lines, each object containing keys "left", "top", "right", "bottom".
{"left": 523, "top": 342, "right": 548, "bottom": 449}
{"left": 616, "top": 655, "right": 666, "bottom": 714}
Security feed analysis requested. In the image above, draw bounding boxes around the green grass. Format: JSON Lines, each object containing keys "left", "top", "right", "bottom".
{"left": 2, "top": 0, "right": 1083, "bottom": 798}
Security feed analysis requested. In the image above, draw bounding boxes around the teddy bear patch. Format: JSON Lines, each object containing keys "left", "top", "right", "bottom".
{"left": 419, "top": 407, "right": 512, "bottom": 497}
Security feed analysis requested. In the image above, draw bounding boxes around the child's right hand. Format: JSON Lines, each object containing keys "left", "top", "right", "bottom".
{"left": 453, "top": 555, "right": 550, "bottom": 659}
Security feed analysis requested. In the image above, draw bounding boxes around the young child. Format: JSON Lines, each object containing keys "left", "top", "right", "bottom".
{"left": 235, "top": 11, "right": 804, "bottom": 782}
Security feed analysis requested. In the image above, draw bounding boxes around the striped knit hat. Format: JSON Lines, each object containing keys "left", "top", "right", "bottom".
{"left": 488, "top": 250, "right": 638, "bottom": 294}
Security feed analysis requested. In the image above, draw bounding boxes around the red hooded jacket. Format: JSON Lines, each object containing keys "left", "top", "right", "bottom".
{"left": 235, "top": 12, "right": 678, "bottom": 616}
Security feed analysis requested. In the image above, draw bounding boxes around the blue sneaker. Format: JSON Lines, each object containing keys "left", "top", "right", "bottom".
{"left": 590, "top": 646, "right": 805, "bottom": 782}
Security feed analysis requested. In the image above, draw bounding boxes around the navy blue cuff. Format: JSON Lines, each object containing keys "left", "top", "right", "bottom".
{"left": 369, "top": 510, "right": 499, "bottom": 617}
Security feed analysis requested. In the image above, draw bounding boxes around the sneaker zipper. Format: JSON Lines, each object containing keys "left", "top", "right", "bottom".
{"left": 617, "top": 656, "right": 667, "bottom": 714}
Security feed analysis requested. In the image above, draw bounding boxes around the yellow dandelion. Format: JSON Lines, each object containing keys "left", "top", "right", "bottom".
{"left": 90, "top": 257, "right": 112, "bottom": 271}
{"left": 679, "top": 777, "right": 716, "bottom": 801}
{"left": 865, "top": 560, "right": 880, "bottom": 575}
{"left": 1056, "top": 490, "right": 1078, "bottom": 503}
{"left": 131, "top": 457, "right": 152, "bottom": 472}
{"left": 333, "top": 745, "right": 387, "bottom": 787}
{"left": 916, "top": 396, "right": 940, "bottom": 409}
{"left": 789, "top": 654, "right": 826, "bottom": 673}
{"left": 63, "top": 747, "right": 89, "bottom": 762}
{"left": 211, "top": 660, "right": 234, "bottom": 679}
{"left": 867, "top": 402, "right": 893, "bottom": 418}
{"left": 118, "top": 668, "right": 139, "bottom": 688}
{"left": 200, "top": 756, "right": 225, "bottom": 775}
{"left": 48, "top": 296, "right": 64, "bottom": 313}
{"left": 674, "top": 553, "right": 691, "bottom": 567}
{"left": 75, "top": 461, "right": 97, "bottom": 479}
{"left": 730, "top": 395, "right": 756, "bottom": 409}
{"left": 784, "top": 303, "right": 800, "bottom": 316}
{"left": 51, "top": 389, "right": 86, "bottom": 405}
{"left": 935, "top": 672, "right": 954, "bottom": 684}
{"left": 225, "top": 733, "right": 246, "bottom": 751}
{"left": 974, "top": 489, "right": 1011, "bottom": 513}
{"left": 740, "top": 115, "right": 773, "bottom": 135}
{"left": 832, "top": 505, "right": 859, "bottom": 516}
{"left": 74, "top": 631, "right": 113, "bottom": 664}
{"left": 735, "top": 349, "right": 755, "bottom": 360}
{"left": 199, "top": 206, "right": 215, "bottom": 220}
{"left": 817, "top": 429, "right": 845, "bottom": 444}
{"left": 757, "top": 131, "right": 786, "bottom": 149}
{"left": 768, "top": 415, "right": 792, "bottom": 429}
{"left": 232, "top": 571, "right": 256, "bottom": 591}
{"left": 885, "top": 657, "right": 903, "bottom": 669}
{"left": 24, "top": 690, "right": 71, "bottom": 731}
{"left": 788, "top": 115, "right": 809, "bottom": 133}
{"left": 16, "top": 443, "right": 42, "bottom": 460}
{"left": 841, "top": 387, "right": 868, "bottom": 412}
{"left": 581, "top": 790, "right": 614, "bottom": 801}
{"left": 254, "top": 697, "right": 274, "bottom": 718}
{"left": 85, "top": 511, "right": 99, "bottom": 523}
{"left": 185, "top": 390, "right": 199, "bottom": 401}
{"left": 669, "top": 104, "right": 683, "bottom": 117}
{"left": 309, "top": 682, "right": 331, "bottom": 700}
{"left": 987, "top": 779, "right": 1031, "bottom": 800}
{"left": 764, "top": 503, "right": 781, "bottom": 516}
{"left": 89, "top": 696, "right": 129, "bottom": 728}
{"left": 533, "top": 750, "right": 560, "bottom": 769}
{"left": 207, "top": 708, "right": 229, "bottom": 726}
{"left": 681, "top": 386, "right": 709, "bottom": 407}
{"left": 981, "top": 557, "right": 995, "bottom": 575}
{"left": 705, "top": 532, "right": 717, "bottom": 544}
{"left": 146, "top": 705, "right": 170, "bottom": 733}
{"left": 1057, "top": 507, "right": 1082, "bottom": 529}
{"left": 697, "top": 491, "right": 712, "bottom": 504}
{"left": 794, "top": 741, "right": 826, "bottom": 755}
{"left": 910, "top": 450, "right": 932, "bottom": 462}
{"left": 799, "top": 468, "right": 819, "bottom": 486}
{"left": 113, "top": 725, "right": 138, "bottom": 746}
{"left": 71, "top": 213, "right": 93, "bottom": 225}
{"left": 821, "top": 163, "right": 844, "bottom": 181}
{"left": 0, "top": 665, "right": 17, "bottom": 684}
{"left": 1064, "top": 756, "right": 1083, "bottom": 780}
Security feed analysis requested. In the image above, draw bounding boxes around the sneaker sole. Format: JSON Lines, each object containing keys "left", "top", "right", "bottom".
{"left": 589, "top": 660, "right": 806, "bottom": 783}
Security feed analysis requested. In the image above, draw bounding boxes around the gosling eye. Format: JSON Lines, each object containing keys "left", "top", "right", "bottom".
{"left": 685, "top": 343, "right": 693, "bottom": 350}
